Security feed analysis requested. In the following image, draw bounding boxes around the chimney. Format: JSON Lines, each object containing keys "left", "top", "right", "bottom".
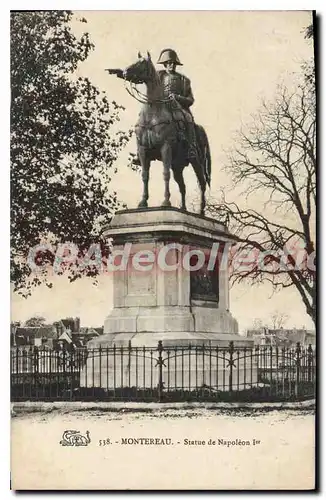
{"left": 74, "top": 317, "right": 80, "bottom": 333}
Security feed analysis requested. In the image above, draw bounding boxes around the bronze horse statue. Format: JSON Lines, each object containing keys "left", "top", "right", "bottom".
{"left": 120, "top": 52, "right": 211, "bottom": 215}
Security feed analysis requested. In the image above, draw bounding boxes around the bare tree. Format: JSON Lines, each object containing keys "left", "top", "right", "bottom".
{"left": 207, "top": 69, "right": 316, "bottom": 325}
{"left": 270, "top": 311, "right": 289, "bottom": 330}
{"left": 251, "top": 318, "right": 264, "bottom": 330}
{"left": 250, "top": 311, "right": 288, "bottom": 331}
{"left": 304, "top": 23, "right": 314, "bottom": 40}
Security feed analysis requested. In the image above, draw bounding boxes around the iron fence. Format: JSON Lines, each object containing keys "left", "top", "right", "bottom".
{"left": 11, "top": 341, "right": 316, "bottom": 402}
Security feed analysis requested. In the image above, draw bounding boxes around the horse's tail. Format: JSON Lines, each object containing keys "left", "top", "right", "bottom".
{"left": 204, "top": 134, "right": 211, "bottom": 188}
{"left": 196, "top": 124, "right": 211, "bottom": 187}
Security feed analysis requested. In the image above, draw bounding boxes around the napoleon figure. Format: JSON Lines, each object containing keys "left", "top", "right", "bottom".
{"left": 132, "top": 48, "right": 197, "bottom": 165}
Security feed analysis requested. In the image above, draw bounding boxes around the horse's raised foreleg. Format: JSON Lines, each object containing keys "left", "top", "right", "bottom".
{"left": 172, "top": 166, "right": 186, "bottom": 211}
{"left": 161, "top": 144, "right": 172, "bottom": 207}
{"left": 138, "top": 149, "right": 150, "bottom": 208}
{"left": 191, "top": 159, "right": 206, "bottom": 215}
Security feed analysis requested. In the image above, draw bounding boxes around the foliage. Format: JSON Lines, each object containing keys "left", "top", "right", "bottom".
{"left": 11, "top": 11, "right": 131, "bottom": 295}
{"left": 24, "top": 316, "right": 46, "bottom": 327}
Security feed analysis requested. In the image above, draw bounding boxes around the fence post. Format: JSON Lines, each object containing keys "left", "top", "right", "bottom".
{"left": 33, "top": 346, "right": 39, "bottom": 373}
{"left": 307, "top": 344, "right": 313, "bottom": 383}
{"left": 99, "top": 345, "right": 102, "bottom": 392}
{"left": 33, "top": 346, "right": 39, "bottom": 399}
{"left": 157, "top": 341, "right": 164, "bottom": 402}
{"left": 228, "top": 341, "right": 234, "bottom": 392}
{"left": 295, "top": 342, "right": 301, "bottom": 398}
{"left": 69, "top": 343, "right": 74, "bottom": 401}
{"left": 15, "top": 347, "right": 19, "bottom": 375}
{"left": 255, "top": 345, "right": 260, "bottom": 384}
{"left": 128, "top": 340, "right": 132, "bottom": 389}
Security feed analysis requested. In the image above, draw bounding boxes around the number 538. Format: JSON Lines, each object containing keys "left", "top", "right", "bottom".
{"left": 99, "top": 438, "right": 111, "bottom": 446}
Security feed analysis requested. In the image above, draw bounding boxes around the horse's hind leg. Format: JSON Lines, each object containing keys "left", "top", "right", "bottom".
{"left": 191, "top": 159, "right": 206, "bottom": 215}
{"left": 138, "top": 152, "right": 150, "bottom": 208}
{"left": 172, "top": 166, "right": 186, "bottom": 211}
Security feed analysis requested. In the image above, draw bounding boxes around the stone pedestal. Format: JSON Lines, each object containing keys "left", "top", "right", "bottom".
{"left": 89, "top": 207, "right": 251, "bottom": 349}
{"left": 83, "top": 207, "right": 256, "bottom": 392}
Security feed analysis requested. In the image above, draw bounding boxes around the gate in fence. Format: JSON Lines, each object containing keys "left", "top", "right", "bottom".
{"left": 11, "top": 342, "right": 316, "bottom": 402}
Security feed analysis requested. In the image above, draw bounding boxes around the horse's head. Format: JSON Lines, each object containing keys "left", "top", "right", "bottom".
{"left": 123, "top": 52, "right": 155, "bottom": 84}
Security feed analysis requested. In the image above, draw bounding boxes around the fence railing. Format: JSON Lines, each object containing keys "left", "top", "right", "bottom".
{"left": 11, "top": 342, "right": 316, "bottom": 402}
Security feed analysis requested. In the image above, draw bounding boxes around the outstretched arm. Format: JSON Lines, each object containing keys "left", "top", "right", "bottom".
{"left": 105, "top": 69, "right": 124, "bottom": 79}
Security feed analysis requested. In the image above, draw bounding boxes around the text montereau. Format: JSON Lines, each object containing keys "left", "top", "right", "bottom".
{"left": 121, "top": 438, "right": 172, "bottom": 445}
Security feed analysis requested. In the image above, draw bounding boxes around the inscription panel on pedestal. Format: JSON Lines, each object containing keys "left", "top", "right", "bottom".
{"left": 190, "top": 254, "right": 219, "bottom": 303}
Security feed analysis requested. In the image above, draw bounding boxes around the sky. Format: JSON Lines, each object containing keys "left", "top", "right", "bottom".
{"left": 11, "top": 10, "right": 315, "bottom": 332}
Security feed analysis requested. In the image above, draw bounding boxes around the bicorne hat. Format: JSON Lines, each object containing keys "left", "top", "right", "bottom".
{"left": 157, "top": 49, "right": 183, "bottom": 66}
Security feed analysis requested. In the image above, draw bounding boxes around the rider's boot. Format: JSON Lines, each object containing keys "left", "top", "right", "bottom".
{"left": 187, "top": 122, "right": 198, "bottom": 161}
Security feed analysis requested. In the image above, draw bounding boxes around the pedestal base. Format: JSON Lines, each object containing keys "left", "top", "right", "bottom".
{"left": 102, "top": 304, "right": 239, "bottom": 347}
{"left": 89, "top": 330, "right": 251, "bottom": 348}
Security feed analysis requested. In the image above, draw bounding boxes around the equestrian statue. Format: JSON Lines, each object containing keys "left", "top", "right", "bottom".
{"left": 106, "top": 49, "right": 211, "bottom": 215}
